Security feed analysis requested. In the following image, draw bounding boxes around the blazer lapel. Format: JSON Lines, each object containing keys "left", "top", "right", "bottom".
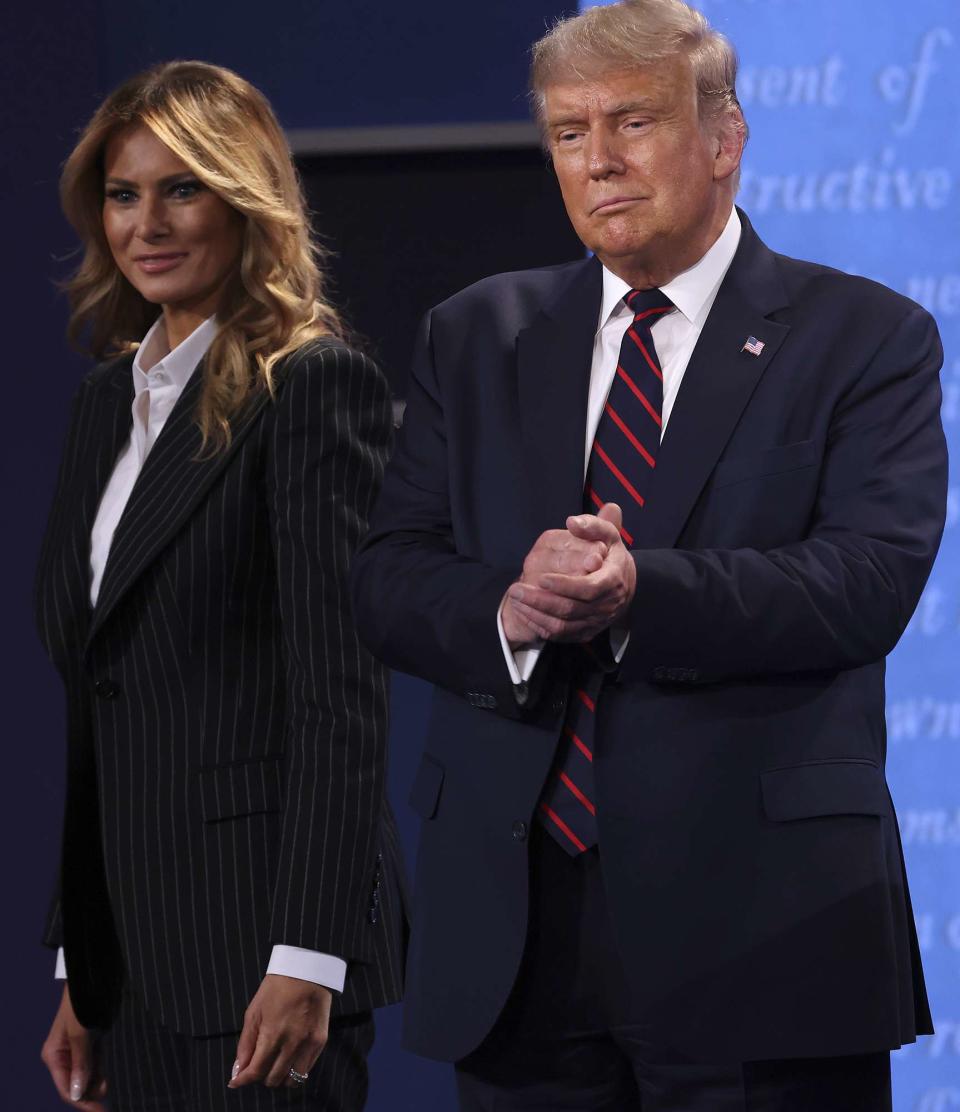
{"left": 634, "top": 212, "right": 792, "bottom": 550}
{"left": 86, "top": 362, "right": 271, "bottom": 650}
{"left": 49, "top": 357, "right": 135, "bottom": 643}
{"left": 517, "top": 256, "right": 603, "bottom": 538}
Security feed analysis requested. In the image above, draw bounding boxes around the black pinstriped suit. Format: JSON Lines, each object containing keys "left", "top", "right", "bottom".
{"left": 35, "top": 342, "right": 407, "bottom": 1057}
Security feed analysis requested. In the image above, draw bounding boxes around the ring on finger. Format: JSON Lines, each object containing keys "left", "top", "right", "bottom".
{"left": 288, "top": 1068, "right": 309, "bottom": 1085}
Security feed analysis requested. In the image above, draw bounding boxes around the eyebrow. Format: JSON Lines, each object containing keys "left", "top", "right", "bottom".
{"left": 607, "top": 98, "right": 660, "bottom": 116}
{"left": 546, "top": 97, "right": 661, "bottom": 130}
{"left": 104, "top": 172, "right": 197, "bottom": 188}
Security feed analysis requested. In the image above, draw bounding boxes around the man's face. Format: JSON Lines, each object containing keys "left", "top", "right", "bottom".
{"left": 543, "top": 55, "right": 738, "bottom": 283}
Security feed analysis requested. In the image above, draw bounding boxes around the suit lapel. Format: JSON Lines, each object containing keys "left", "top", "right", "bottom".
{"left": 634, "top": 212, "right": 792, "bottom": 550}
{"left": 51, "top": 357, "right": 135, "bottom": 641}
{"left": 86, "top": 361, "right": 271, "bottom": 650}
{"left": 517, "top": 257, "right": 603, "bottom": 538}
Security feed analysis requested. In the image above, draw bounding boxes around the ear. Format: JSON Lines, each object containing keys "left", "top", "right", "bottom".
{"left": 712, "top": 109, "right": 745, "bottom": 183}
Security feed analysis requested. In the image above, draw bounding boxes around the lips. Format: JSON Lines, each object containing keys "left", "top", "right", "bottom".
{"left": 590, "top": 197, "right": 643, "bottom": 215}
{"left": 134, "top": 253, "right": 187, "bottom": 274}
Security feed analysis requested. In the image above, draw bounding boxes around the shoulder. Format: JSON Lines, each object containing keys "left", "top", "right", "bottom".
{"left": 57, "top": 352, "right": 133, "bottom": 433}
{"left": 273, "top": 339, "right": 387, "bottom": 398}
{"left": 78, "top": 350, "right": 135, "bottom": 392}
{"left": 275, "top": 338, "right": 381, "bottom": 382}
{"left": 428, "top": 259, "right": 594, "bottom": 331}
{"left": 772, "top": 250, "right": 934, "bottom": 336}
{"left": 269, "top": 339, "right": 391, "bottom": 430}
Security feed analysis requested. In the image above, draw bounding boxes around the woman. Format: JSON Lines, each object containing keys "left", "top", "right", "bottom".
{"left": 36, "top": 61, "right": 406, "bottom": 1111}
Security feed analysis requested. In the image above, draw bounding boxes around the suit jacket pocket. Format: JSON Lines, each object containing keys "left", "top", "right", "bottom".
{"left": 408, "top": 755, "right": 445, "bottom": 820}
{"left": 712, "top": 439, "right": 818, "bottom": 490}
{"left": 760, "top": 759, "right": 885, "bottom": 821}
{"left": 199, "top": 756, "right": 283, "bottom": 823}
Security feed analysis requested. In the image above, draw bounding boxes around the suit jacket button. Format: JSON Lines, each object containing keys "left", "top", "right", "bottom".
{"left": 94, "top": 679, "right": 119, "bottom": 699}
{"left": 652, "top": 667, "right": 667, "bottom": 681}
{"left": 512, "top": 821, "right": 528, "bottom": 842}
{"left": 551, "top": 697, "right": 565, "bottom": 714}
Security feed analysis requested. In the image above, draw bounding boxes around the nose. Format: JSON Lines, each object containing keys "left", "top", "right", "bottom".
{"left": 135, "top": 192, "right": 170, "bottom": 242}
{"left": 586, "top": 131, "right": 625, "bottom": 180}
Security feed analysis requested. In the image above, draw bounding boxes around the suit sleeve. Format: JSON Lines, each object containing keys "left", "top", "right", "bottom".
{"left": 351, "top": 313, "right": 548, "bottom": 718}
{"left": 265, "top": 343, "right": 392, "bottom": 963}
{"left": 620, "top": 305, "right": 949, "bottom": 684}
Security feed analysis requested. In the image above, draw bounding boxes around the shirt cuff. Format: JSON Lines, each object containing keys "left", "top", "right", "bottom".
{"left": 55, "top": 947, "right": 67, "bottom": 980}
{"left": 611, "top": 628, "right": 630, "bottom": 663}
{"left": 266, "top": 945, "right": 346, "bottom": 993}
{"left": 497, "top": 596, "right": 543, "bottom": 685}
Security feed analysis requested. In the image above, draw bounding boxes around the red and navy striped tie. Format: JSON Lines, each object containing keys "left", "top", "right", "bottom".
{"left": 538, "top": 287, "right": 674, "bottom": 855}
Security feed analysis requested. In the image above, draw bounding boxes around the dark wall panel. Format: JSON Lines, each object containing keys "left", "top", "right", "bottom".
{"left": 300, "top": 146, "right": 584, "bottom": 392}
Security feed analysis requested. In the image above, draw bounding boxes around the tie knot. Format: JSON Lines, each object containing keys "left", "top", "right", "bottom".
{"left": 625, "top": 287, "right": 674, "bottom": 320}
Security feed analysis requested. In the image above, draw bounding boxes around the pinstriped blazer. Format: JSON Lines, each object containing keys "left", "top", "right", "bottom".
{"left": 35, "top": 339, "right": 407, "bottom": 1035}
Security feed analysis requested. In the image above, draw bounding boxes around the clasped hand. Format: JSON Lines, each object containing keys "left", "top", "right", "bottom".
{"left": 502, "top": 503, "right": 636, "bottom": 648}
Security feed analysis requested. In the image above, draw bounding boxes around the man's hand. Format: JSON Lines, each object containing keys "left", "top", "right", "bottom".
{"left": 230, "top": 975, "right": 332, "bottom": 1091}
{"left": 41, "top": 984, "right": 107, "bottom": 1111}
{"left": 506, "top": 504, "right": 636, "bottom": 643}
{"left": 502, "top": 528, "right": 609, "bottom": 649}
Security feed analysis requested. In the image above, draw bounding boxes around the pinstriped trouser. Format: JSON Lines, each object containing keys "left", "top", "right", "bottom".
{"left": 102, "top": 991, "right": 374, "bottom": 1111}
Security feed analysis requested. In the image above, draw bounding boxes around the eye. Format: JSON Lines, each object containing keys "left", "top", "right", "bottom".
{"left": 556, "top": 129, "right": 583, "bottom": 145}
{"left": 170, "top": 179, "right": 203, "bottom": 199}
{"left": 105, "top": 187, "right": 137, "bottom": 204}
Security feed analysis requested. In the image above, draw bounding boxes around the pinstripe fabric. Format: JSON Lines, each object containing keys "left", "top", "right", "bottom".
{"left": 104, "top": 991, "right": 374, "bottom": 1111}
{"left": 35, "top": 341, "right": 407, "bottom": 1037}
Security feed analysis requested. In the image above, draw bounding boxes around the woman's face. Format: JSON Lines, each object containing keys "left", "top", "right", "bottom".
{"left": 102, "top": 124, "right": 243, "bottom": 319}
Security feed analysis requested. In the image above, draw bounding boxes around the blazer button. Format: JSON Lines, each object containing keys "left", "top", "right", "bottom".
{"left": 551, "top": 697, "right": 565, "bottom": 714}
{"left": 652, "top": 667, "right": 667, "bottom": 681}
{"left": 94, "top": 679, "right": 120, "bottom": 699}
{"left": 512, "top": 821, "right": 528, "bottom": 842}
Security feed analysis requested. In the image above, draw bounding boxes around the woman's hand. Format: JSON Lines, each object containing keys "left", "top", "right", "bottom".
{"left": 41, "top": 984, "right": 107, "bottom": 1110}
{"left": 229, "top": 975, "right": 332, "bottom": 1090}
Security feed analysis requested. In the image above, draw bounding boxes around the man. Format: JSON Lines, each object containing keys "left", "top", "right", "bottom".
{"left": 351, "top": 1, "right": 947, "bottom": 1108}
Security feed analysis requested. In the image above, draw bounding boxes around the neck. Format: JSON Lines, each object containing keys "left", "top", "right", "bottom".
{"left": 601, "top": 199, "right": 733, "bottom": 291}
{"left": 162, "top": 305, "right": 211, "bottom": 353}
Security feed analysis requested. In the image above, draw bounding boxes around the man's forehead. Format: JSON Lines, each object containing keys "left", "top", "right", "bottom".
{"left": 542, "top": 56, "right": 693, "bottom": 120}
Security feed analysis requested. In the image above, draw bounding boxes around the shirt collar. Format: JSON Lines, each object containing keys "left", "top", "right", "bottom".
{"left": 597, "top": 206, "right": 742, "bottom": 331}
{"left": 132, "top": 315, "right": 218, "bottom": 396}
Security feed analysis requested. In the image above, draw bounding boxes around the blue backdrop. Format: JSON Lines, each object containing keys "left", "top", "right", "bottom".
{"left": 583, "top": 2, "right": 960, "bottom": 1108}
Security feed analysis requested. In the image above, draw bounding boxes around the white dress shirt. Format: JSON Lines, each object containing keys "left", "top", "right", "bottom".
{"left": 499, "top": 206, "right": 743, "bottom": 683}
{"left": 58, "top": 314, "right": 346, "bottom": 994}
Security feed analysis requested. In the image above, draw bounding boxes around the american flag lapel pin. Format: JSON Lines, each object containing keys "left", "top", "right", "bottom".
{"left": 741, "top": 335, "right": 765, "bottom": 356}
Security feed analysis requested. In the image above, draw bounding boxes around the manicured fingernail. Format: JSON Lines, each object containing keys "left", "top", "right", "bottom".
{"left": 70, "top": 1076, "right": 83, "bottom": 1101}
{"left": 231, "top": 1061, "right": 240, "bottom": 1080}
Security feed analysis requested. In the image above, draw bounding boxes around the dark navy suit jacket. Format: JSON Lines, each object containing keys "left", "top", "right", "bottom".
{"left": 351, "top": 211, "right": 947, "bottom": 1064}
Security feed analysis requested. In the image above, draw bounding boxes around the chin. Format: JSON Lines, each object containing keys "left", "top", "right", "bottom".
{"left": 596, "top": 235, "right": 653, "bottom": 262}
{"left": 131, "top": 280, "right": 189, "bottom": 305}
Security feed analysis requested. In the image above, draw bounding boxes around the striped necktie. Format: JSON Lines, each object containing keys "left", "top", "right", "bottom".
{"left": 538, "top": 287, "right": 674, "bottom": 854}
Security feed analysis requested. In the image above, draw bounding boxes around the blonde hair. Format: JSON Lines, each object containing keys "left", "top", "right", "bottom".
{"left": 530, "top": 0, "right": 747, "bottom": 144}
{"left": 60, "top": 60, "right": 344, "bottom": 451}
